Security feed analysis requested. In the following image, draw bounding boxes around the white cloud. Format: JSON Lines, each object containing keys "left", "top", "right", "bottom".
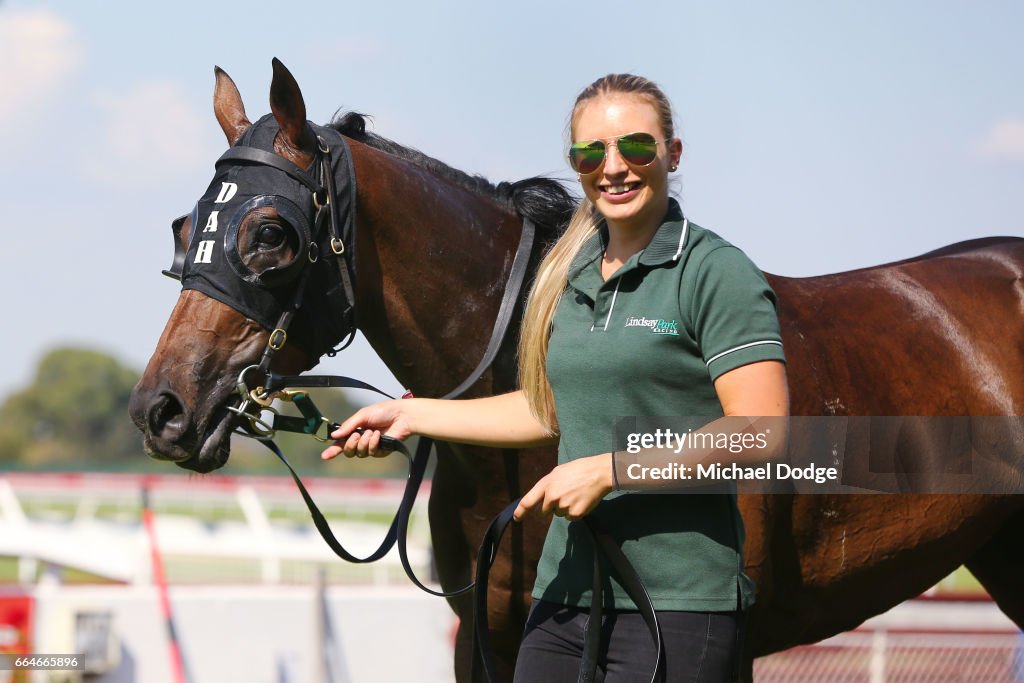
{"left": 78, "top": 81, "right": 213, "bottom": 186}
{"left": 0, "top": 9, "right": 82, "bottom": 125}
{"left": 975, "top": 119, "right": 1024, "bottom": 162}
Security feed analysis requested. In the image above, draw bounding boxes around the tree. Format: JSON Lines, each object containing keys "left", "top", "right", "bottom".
{"left": 0, "top": 346, "right": 410, "bottom": 477}
{"left": 0, "top": 347, "right": 141, "bottom": 468}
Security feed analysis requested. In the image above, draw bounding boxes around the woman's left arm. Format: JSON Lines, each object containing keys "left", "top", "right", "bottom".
{"left": 514, "top": 360, "right": 789, "bottom": 521}
{"left": 713, "top": 359, "right": 789, "bottom": 418}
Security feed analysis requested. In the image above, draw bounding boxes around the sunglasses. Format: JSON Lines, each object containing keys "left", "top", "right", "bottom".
{"left": 568, "top": 132, "right": 666, "bottom": 175}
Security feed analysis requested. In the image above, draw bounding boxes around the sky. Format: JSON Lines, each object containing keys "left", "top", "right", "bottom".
{"left": 1, "top": 1, "right": 1022, "bottom": 402}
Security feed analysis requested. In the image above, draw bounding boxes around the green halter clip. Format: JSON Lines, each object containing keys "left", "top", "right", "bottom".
{"left": 270, "top": 391, "right": 336, "bottom": 442}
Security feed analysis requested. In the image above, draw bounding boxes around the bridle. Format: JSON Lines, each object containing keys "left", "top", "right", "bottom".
{"left": 162, "top": 116, "right": 662, "bottom": 683}
{"left": 164, "top": 116, "right": 360, "bottom": 427}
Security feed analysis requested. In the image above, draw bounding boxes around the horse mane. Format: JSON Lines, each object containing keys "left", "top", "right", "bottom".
{"left": 329, "top": 111, "right": 575, "bottom": 236}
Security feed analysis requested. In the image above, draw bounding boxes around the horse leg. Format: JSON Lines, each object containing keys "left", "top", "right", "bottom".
{"left": 964, "top": 506, "right": 1024, "bottom": 629}
{"left": 427, "top": 452, "right": 476, "bottom": 682}
{"left": 449, "top": 595, "right": 473, "bottom": 682}
{"left": 450, "top": 596, "right": 520, "bottom": 683}
{"left": 430, "top": 450, "right": 528, "bottom": 683}
{"left": 453, "top": 586, "right": 525, "bottom": 683}
{"left": 738, "top": 652, "right": 755, "bottom": 683}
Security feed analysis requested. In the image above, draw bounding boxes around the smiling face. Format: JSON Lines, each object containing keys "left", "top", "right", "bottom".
{"left": 572, "top": 94, "right": 681, "bottom": 235}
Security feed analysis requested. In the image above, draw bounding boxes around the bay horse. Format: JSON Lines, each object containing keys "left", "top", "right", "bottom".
{"left": 128, "top": 60, "right": 1024, "bottom": 682}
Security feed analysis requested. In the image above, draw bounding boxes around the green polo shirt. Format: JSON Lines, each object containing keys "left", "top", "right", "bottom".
{"left": 533, "top": 199, "right": 785, "bottom": 611}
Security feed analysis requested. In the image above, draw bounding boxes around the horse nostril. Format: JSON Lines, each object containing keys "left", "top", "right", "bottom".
{"left": 148, "top": 391, "right": 189, "bottom": 439}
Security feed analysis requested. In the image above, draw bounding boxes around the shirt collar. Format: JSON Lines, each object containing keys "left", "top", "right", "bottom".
{"left": 637, "top": 198, "right": 688, "bottom": 266}
{"left": 567, "top": 198, "right": 689, "bottom": 282}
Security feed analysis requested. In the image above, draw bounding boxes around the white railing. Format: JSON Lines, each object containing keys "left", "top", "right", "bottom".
{"left": 0, "top": 472, "right": 432, "bottom": 586}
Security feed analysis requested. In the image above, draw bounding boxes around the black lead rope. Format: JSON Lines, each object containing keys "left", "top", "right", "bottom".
{"left": 252, "top": 218, "right": 539, "bottom": 586}
{"left": 267, "top": 425, "right": 663, "bottom": 682}
{"left": 251, "top": 215, "right": 538, "bottom": 577}
{"left": 251, "top": 209, "right": 660, "bottom": 680}
{"left": 471, "top": 506, "right": 664, "bottom": 683}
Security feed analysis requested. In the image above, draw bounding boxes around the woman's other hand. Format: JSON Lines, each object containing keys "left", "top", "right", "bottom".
{"left": 514, "top": 453, "right": 614, "bottom": 522}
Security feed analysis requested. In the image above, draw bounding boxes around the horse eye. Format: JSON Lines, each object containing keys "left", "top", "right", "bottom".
{"left": 256, "top": 223, "right": 285, "bottom": 247}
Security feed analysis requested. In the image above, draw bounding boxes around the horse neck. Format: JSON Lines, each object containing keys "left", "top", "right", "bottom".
{"left": 347, "top": 142, "right": 525, "bottom": 396}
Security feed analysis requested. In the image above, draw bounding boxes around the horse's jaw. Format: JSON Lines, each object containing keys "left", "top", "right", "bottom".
{"left": 128, "top": 291, "right": 290, "bottom": 474}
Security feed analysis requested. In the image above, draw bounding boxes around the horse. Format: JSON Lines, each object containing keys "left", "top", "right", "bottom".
{"left": 128, "top": 60, "right": 1024, "bottom": 682}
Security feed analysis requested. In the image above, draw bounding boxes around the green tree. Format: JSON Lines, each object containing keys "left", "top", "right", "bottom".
{"left": 0, "top": 347, "right": 411, "bottom": 477}
{"left": 0, "top": 347, "right": 141, "bottom": 468}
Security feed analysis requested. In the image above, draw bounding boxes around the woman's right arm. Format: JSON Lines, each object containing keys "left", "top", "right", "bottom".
{"left": 320, "top": 390, "right": 557, "bottom": 460}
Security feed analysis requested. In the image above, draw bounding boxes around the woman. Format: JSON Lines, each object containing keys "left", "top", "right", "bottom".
{"left": 323, "top": 74, "right": 788, "bottom": 682}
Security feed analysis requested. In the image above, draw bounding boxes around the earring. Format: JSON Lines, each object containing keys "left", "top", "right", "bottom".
{"left": 669, "top": 164, "right": 678, "bottom": 172}
{"left": 576, "top": 172, "right": 581, "bottom": 180}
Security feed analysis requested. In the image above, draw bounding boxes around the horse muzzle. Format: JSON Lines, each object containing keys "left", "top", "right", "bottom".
{"left": 129, "top": 381, "right": 236, "bottom": 472}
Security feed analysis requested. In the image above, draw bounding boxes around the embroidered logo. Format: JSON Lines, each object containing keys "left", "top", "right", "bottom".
{"left": 624, "top": 316, "right": 679, "bottom": 335}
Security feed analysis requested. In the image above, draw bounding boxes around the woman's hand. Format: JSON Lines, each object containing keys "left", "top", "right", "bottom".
{"left": 513, "top": 453, "right": 614, "bottom": 522}
{"left": 321, "top": 400, "right": 413, "bottom": 460}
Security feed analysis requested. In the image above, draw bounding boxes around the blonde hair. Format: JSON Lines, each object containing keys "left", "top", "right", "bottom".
{"left": 518, "top": 74, "right": 677, "bottom": 432}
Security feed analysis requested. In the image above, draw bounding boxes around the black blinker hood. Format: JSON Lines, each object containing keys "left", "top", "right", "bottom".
{"left": 173, "top": 114, "right": 357, "bottom": 360}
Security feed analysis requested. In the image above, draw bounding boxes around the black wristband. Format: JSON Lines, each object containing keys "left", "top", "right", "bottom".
{"left": 611, "top": 451, "right": 620, "bottom": 492}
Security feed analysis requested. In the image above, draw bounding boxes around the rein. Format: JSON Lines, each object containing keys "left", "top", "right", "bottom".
{"left": 245, "top": 210, "right": 537, "bottom": 587}
{"left": 169, "top": 121, "right": 662, "bottom": 683}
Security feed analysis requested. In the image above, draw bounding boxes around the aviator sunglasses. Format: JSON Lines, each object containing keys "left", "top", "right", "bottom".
{"left": 568, "top": 132, "right": 667, "bottom": 175}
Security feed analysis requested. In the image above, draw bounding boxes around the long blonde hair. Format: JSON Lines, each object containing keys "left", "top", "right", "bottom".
{"left": 518, "top": 74, "right": 677, "bottom": 432}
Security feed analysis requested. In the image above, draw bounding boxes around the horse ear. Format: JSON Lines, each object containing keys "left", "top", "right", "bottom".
{"left": 269, "top": 58, "right": 312, "bottom": 152}
{"left": 213, "top": 66, "right": 251, "bottom": 146}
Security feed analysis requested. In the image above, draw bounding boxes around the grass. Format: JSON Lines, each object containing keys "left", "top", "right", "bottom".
{"left": 16, "top": 499, "right": 398, "bottom": 526}
{"left": 931, "top": 565, "right": 987, "bottom": 596}
{"left": 0, "top": 557, "right": 119, "bottom": 585}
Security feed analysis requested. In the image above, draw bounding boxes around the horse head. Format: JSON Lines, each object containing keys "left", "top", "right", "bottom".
{"left": 129, "top": 59, "right": 355, "bottom": 472}
{"left": 130, "top": 58, "right": 574, "bottom": 475}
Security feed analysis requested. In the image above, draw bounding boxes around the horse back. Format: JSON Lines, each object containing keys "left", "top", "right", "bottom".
{"left": 767, "top": 237, "right": 1024, "bottom": 417}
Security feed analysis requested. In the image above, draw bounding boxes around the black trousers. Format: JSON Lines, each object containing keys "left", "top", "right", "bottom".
{"left": 513, "top": 600, "right": 745, "bottom": 683}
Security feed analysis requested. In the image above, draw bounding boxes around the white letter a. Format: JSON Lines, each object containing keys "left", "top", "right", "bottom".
{"left": 203, "top": 211, "right": 219, "bottom": 232}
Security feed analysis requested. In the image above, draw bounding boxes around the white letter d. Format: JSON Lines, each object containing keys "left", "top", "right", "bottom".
{"left": 214, "top": 182, "right": 238, "bottom": 204}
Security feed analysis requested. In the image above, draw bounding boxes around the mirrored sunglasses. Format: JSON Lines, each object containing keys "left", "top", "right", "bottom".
{"left": 568, "top": 132, "right": 664, "bottom": 175}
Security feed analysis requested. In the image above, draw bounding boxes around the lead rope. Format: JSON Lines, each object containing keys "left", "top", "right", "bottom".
{"left": 470, "top": 509, "right": 663, "bottom": 683}
{"left": 249, "top": 213, "right": 535, "bottom": 585}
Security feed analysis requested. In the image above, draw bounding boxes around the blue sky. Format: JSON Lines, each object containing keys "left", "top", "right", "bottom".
{"left": 1, "top": 1, "right": 1022, "bottom": 400}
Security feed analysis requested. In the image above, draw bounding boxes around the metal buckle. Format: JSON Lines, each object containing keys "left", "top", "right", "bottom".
{"left": 248, "top": 387, "right": 275, "bottom": 408}
{"left": 331, "top": 238, "right": 345, "bottom": 255}
{"left": 236, "top": 365, "right": 264, "bottom": 398}
{"left": 308, "top": 416, "right": 335, "bottom": 443}
{"left": 308, "top": 242, "right": 319, "bottom": 263}
{"left": 227, "top": 399, "right": 278, "bottom": 439}
{"left": 267, "top": 328, "right": 288, "bottom": 351}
